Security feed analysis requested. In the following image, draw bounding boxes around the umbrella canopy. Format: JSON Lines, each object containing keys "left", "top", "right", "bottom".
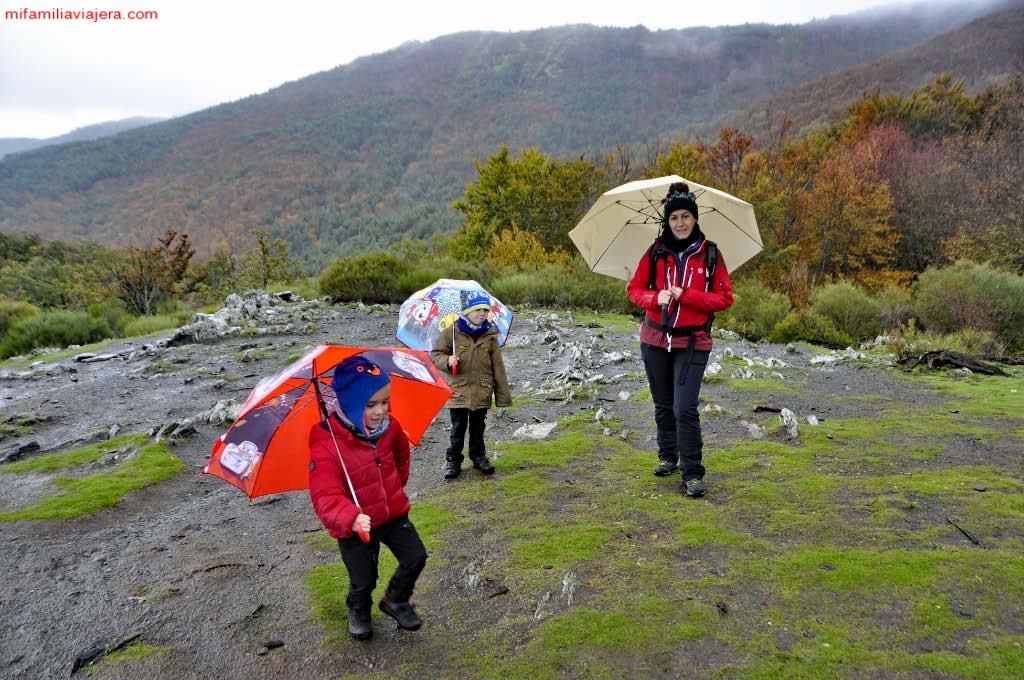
{"left": 568, "top": 175, "right": 762, "bottom": 281}
{"left": 202, "top": 345, "right": 453, "bottom": 499}
{"left": 396, "top": 278, "right": 514, "bottom": 351}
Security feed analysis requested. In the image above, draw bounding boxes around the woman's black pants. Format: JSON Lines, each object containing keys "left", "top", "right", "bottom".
{"left": 640, "top": 343, "right": 709, "bottom": 481}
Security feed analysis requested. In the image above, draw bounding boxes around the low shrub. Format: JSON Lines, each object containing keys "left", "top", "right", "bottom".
{"left": 810, "top": 281, "right": 882, "bottom": 344}
{"left": 912, "top": 261, "right": 1024, "bottom": 353}
{"left": 87, "top": 298, "right": 129, "bottom": 336}
{"left": 395, "top": 258, "right": 496, "bottom": 298}
{"left": 876, "top": 285, "right": 915, "bottom": 332}
{"left": 0, "top": 310, "right": 113, "bottom": 359}
{"left": 0, "top": 299, "right": 39, "bottom": 339}
{"left": 767, "top": 309, "right": 852, "bottom": 348}
{"left": 317, "top": 253, "right": 412, "bottom": 303}
{"left": 122, "top": 314, "right": 186, "bottom": 338}
{"left": 491, "top": 261, "right": 631, "bottom": 312}
{"left": 716, "top": 280, "right": 790, "bottom": 340}
{"left": 888, "top": 320, "right": 1006, "bottom": 360}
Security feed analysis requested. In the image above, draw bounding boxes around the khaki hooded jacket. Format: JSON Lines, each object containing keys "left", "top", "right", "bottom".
{"left": 430, "top": 323, "right": 513, "bottom": 410}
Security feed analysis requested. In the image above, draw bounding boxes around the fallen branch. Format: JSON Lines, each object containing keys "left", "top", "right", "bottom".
{"left": 901, "top": 350, "right": 1008, "bottom": 376}
{"left": 70, "top": 633, "right": 142, "bottom": 674}
{"left": 947, "top": 516, "right": 981, "bottom": 545}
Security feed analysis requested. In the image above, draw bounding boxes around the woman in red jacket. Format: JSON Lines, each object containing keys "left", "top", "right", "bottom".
{"left": 309, "top": 355, "right": 427, "bottom": 640}
{"left": 627, "top": 182, "right": 734, "bottom": 498}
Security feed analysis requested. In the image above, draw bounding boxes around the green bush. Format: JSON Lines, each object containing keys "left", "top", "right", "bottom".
{"left": 1, "top": 299, "right": 39, "bottom": 339}
{"left": 716, "top": 280, "right": 790, "bottom": 341}
{"left": 888, "top": 320, "right": 1005, "bottom": 360}
{"left": 87, "top": 298, "right": 129, "bottom": 335}
{"left": 490, "top": 261, "right": 631, "bottom": 312}
{"left": 767, "top": 309, "right": 852, "bottom": 348}
{"left": 809, "top": 281, "right": 882, "bottom": 344}
{"left": 395, "top": 258, "right": 496, "bottom": 298}
{"left": 317, "top": 253, "right": 412, "bottom": 303}
{"left": 912, "top": 260, "right": 1024, "bottom": 353}
{"left": 876, "top": 285, "right": 915, "bottom": 332}
{"left": 122, "top": 314, "right": 186, "bottom": 338}
{"left": 0, "top": 310, "right": 113, "bottom": 359}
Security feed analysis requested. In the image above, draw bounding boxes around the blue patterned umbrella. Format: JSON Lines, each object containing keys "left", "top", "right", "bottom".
{"left": 396, "top": 278, "right": 513, "bottom": 351}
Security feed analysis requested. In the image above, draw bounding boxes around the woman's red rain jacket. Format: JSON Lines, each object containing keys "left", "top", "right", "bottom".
{"left": 308, "top": 414, "right": 411, "bottom": 540}
{"left": 626, "top": 238, "right": 735, "bottom": 352}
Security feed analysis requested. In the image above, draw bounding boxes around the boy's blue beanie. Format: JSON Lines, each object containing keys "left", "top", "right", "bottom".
{"left": 461, "top": 292, "right": 490, "bottom": 315}
{"left": 330, "top": 355, "right": 390, "bottom": 436}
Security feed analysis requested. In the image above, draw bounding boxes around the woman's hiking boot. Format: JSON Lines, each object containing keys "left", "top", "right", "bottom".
{"left": 347, "top": 607, "right": 373, "bottom": 640}
{"left": 653, "top": 459, "right": 678, "bottom": 476}
{"left": 682, "top": 478, "right": 706, "bottom": 498}
{"left": 471, "top": 455, "right": 495, "bottom": 475}
{"left": 379, "top": 595, "right": 422, "bottom": 631}
{"left": 444, "top": 454, "right": 463, "bottom": 480}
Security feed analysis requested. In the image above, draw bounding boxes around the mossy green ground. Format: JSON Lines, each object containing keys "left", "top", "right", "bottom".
{"left": 307, "top": 367, "right": 1024, "bottom": 679}
{"left": 0, "top": 434, "right": 185, "bottom": 521}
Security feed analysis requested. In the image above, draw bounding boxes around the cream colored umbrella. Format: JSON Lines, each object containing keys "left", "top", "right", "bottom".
{"left": 569, "top": 175, "right": 762, "bottom": 281}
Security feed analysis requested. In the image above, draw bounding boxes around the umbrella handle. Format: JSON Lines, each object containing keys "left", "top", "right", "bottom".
{"left": 661, "top": 303, "right": 669, "bottom": 329}
{"left": 451, "top": 323, "right": 458, "bottom": 374}
{"left": 357, "top": 526, "right": 370, "bottom": 543}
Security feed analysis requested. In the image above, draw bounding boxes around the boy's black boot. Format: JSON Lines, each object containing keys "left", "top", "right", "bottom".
{"left": 379, "top": 593, "right": 422, "bottom": 631}
{"left": 347, "top": 607, "right": 373, "bottom": 640}
{"left": 471, "top": 455, "right": 495, "bottom": 475}
{"left": 444, "top": 454, "right": 463, "bottom": 479}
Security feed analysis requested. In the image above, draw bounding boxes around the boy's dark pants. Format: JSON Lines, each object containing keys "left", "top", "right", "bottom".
{"left": 338, "top": 515, "right": 427, "bottom": 610}
{"left": 446, "top": 407, "right": 488, "bottom": 463}
{"left": 641, "top": 344, "right": 709, "bottom": 481}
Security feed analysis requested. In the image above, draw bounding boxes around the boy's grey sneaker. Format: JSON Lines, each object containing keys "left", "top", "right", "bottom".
{"left": 379, "top": 597, "right": 422, "bottom": 631}
{"left": 682, "top": 478, "right": 706, "bottom": 498}
{"left": 653, "top": 460, "right": 678, "bottom": 477}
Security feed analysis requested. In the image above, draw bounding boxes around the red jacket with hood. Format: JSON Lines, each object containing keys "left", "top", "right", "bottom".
{"left": 627, "top": 236, "right": 734, "bottom": 351}
{"left": 308, "top": 413, "right": 411, "bottom": 539}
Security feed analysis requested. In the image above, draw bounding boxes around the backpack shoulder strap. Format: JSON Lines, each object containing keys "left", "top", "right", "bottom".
{"left": 646, "top": 242, "right": 663, "bottom": 291}
{"left": 704, "top": 240, "right": 718, "bottom": 292}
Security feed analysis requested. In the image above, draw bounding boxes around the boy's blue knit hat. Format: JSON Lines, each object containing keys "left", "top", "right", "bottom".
{"left": 462, "top": 292, "right": 491, "bottom": 315}
{"left": 331, "top": 355, "right": 390, "bottom": 435}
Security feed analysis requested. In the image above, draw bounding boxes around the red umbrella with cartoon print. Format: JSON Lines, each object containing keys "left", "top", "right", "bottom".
{"left": 202, "top": 345, "right": 453, "bottom": 500}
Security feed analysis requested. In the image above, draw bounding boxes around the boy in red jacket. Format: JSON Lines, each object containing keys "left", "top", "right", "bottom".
{"left": 308, "top": 354, "right": 427, "bottom": 640}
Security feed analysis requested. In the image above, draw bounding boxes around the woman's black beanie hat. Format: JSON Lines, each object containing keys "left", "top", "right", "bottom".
{"left": 662, "top": 182, "right": 699, "bottom": 227}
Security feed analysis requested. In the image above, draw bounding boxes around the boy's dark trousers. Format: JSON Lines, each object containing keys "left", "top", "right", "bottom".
{"left": 338, "top": 515, "right": 427, "bottom": 609}
{"left": 640, "top": 344, "right": 709, "bottom": 481}
{"left": 446, "top": 407, "right": 488, "bottom": 463}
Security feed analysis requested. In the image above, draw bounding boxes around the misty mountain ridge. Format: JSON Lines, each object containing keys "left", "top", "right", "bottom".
{"left": 0, "top": 0, "right": 1017, "bottom": 272}
{"left": 0, "top": 117, "right": 166, "bottom": 160}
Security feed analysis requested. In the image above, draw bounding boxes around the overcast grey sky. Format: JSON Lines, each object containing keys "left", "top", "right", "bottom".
{"left": 0, "top": 0, "right": 906, "bottom": 139}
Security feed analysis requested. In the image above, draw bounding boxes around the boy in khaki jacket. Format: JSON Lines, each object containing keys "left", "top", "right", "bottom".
{"left": 430, "top": 292, "right": 513, "bottom": 479}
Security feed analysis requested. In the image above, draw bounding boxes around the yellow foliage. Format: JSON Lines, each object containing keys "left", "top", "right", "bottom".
{"left": 485, "top": 225, "right": 570, "bottom": 273}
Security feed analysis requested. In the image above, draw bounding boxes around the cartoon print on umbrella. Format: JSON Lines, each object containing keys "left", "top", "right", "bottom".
{"left": 396, "top": 278, "right": 513, "bottom": 352}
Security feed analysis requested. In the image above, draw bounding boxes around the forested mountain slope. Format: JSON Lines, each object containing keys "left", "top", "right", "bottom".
{"left": 0, "top": 1, "right": 1011, "bottom": 271}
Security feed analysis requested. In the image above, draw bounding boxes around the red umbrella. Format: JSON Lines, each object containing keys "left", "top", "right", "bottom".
{"left": 202, "top": 345, "right": 453, "bottom": 499}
